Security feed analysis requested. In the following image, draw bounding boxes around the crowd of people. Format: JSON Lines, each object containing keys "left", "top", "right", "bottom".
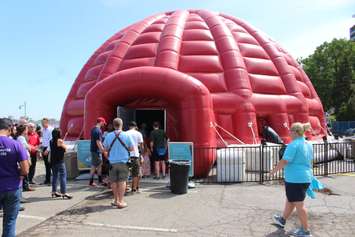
{"left": 88, "top": 117, "right": 169, "bottom": 208}
{"left": 0, "top": 117, "right": 73, "bottom": 237}
{"left": 0, "top": 115, "right": 170, "bottom": 236}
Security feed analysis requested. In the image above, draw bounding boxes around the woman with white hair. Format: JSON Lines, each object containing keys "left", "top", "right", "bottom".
{"left": 270, "top": 122, "right": 313, "bottom": 237}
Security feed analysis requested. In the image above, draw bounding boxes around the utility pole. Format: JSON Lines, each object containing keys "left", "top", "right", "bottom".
{"left": 19, "top": 101, "right": 27, "bottom": 118}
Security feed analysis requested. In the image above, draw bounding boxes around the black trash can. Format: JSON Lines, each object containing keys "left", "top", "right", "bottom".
{"left": 170, "top": 160, "right": 190, "bottom": 194}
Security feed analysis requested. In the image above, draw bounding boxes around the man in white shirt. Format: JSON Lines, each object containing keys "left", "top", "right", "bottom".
{"left": 41, "top": 118, "right": 53, "bottom": 185}
{"left": 126, "top": 121, "right": 143, "bottom": 193}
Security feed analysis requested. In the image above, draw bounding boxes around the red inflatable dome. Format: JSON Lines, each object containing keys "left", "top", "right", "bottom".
{"left": 60, "top": 10, "right": 327, "bottom": 176}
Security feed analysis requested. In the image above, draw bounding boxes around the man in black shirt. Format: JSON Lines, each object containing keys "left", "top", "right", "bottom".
{"left": 150, "top": 122, "right": 168, "bottom": 179}
{"left": 89, "top": 117, "right": 106, "bottom": 186}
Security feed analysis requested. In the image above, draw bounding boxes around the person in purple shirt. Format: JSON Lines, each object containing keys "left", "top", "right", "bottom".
{"left": 0, "top": 118, "right": 29, "bottom": 237}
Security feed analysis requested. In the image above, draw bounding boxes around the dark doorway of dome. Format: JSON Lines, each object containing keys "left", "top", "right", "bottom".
{"left": 117, "top": 107, "right": 166, "bottom": 134}
{"left": 136, "top": 109, "right": 165, "bottom": 135}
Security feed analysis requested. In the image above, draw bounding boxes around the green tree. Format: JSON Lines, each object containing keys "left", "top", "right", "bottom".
{"left": 301, "top": 38, "right": 355, "bottom": 120}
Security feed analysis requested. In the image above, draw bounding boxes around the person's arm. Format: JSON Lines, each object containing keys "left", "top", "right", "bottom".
{"left": 96, "top": 140, "right": 105, "bottom": 153}
{"left": 19, "top": 137, "right": 31, "bottom": 151}
{"left": 102, "top": 136, "right": 109, "bottom": 159}
{"left": 138, "top": 133, "right": 144, "bottom": 154}
{"left": 164, "top": 132, "right": 170, "bottom": 147}
{"left": 139, "top": 142, "right": 144, "bottom": 153}
{"left": 270, "top": 142, "right": 297, "bottom": 175}
{"left": 57, "top": 139, "right": 67, "bottom": 151}
{"left": 43, "top": 137, "right": 50, "bottom": 155}
{"left": 165, "top": 132, "right": 169, "bottom": 140}
{"left": 94, "top": 129, "right": 105, "bottom": 153}
{"left": 103, "top": 135, "right": 109, "bottom": 150}
{"left": 149, "top": 132, "right": 154, "bottom": 150}
{"left": 270, "top": 159, "right": 288, "bottom": 176}
{"left": 19, "top": 160, "right": 29, "bottom": 176}
{"left": 127, "top": 135, "right": 134, "bottom": 152}
{"left": 25, "top": 142, "right": 31, "bottom": 151}
{"left": 17, "top": 144, "right": 29, "bottom": 176}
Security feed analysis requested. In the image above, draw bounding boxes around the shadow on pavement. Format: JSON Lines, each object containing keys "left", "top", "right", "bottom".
{"left": 25, "top": 196, "right": 56, "bottom": 203}
{"left": 148, "top": 190, "right": 178, "bottom": 199}
{"left": 59, "top": 205, "right": 113, "bottom": 216}
{"left": 85, "top": 190, "right": 112, "bottom": 200}
{"left": 84, "top": 183, "right": 177, "bottom": 200}
{"left": 140, "top": 183, "right": 188, "bottom": 199}
{"left": 265, "top": 227, "right": 287, "bottom": 237}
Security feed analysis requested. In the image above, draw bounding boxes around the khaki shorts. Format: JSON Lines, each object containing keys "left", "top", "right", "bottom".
{"left": 109, "top": 163, "right": 129, "bottom": 182}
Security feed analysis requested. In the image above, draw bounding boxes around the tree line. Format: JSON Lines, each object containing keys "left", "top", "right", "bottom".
{"left": 301, "top": 38, "right": 354, "bottom": 121}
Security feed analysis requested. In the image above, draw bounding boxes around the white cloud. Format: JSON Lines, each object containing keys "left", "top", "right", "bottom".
{"left": 281, "top": 18, "right": 354, "bottom": 58}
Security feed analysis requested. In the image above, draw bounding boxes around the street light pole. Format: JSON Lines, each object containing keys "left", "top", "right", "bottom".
{"left": 24, "top": 101, "right": 27, "bottom": 118}
{"left": 19, "top": 101, "right": 27, "bottom": 118}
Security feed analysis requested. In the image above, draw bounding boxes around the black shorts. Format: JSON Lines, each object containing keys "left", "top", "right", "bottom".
{"left": 285, "top": 182, "right": 310, "bottom": 202}
{"left": 153, "top": 147, "right": 166, "bottom": 161}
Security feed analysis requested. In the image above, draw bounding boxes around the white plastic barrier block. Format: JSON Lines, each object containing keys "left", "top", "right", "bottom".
{"left": 245, "top": 147, "right": 276, "bottom": 172}
{"left": 217, "top": 148, "right": 246, "bottom": 182}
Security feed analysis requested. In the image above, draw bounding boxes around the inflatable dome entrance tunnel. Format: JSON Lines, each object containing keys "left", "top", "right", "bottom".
{"left": 61, "top": 10, "right": 327, "bottom": 176}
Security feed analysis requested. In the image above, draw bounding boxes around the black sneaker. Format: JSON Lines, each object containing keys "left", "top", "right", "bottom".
{"left": 272, "top": 214, "right": 286, "bottom": 228}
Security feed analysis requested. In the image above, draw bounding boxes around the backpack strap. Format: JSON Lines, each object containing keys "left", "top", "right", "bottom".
{"left": 107, "top": 131, "right": 121, "bottom": 157}
{"left": 108, "top": 131, "right": 130, "bottom": 157}
{"left": 115, "top": 131, "right": 130, "bottom": 156}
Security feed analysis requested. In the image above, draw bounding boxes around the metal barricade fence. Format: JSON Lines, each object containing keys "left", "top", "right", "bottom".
{"left": 194, "top": 141, "right": 355, "bottom": 184}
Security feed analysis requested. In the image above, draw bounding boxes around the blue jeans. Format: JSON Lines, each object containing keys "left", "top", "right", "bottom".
{"left": 0, "top": 189, "right": 21, "bottom": 237}
{"left": 52, "top": 162, "right": 67, "bottom": 194}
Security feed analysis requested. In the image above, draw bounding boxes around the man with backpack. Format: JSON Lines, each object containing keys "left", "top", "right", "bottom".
{"left": 103, "top": 118, "right": 134, "bottom": 209}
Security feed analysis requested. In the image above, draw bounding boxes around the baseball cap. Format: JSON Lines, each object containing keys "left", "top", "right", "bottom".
{"left": 97, "top": 117, "right": 107, "bottom": 125}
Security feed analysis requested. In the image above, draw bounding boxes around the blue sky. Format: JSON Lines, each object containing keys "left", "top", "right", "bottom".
{"left": 0, "top": 0, "right": 354, "bottom": 120}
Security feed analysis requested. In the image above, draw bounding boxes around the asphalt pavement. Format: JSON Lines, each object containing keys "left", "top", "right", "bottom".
{"left": 1, "top": 161, "right": 355, "bottom": 237}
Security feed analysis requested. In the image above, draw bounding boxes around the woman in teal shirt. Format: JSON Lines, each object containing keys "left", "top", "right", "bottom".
{"left": 270, "top": 122, "right": 313, "bottom": 237}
